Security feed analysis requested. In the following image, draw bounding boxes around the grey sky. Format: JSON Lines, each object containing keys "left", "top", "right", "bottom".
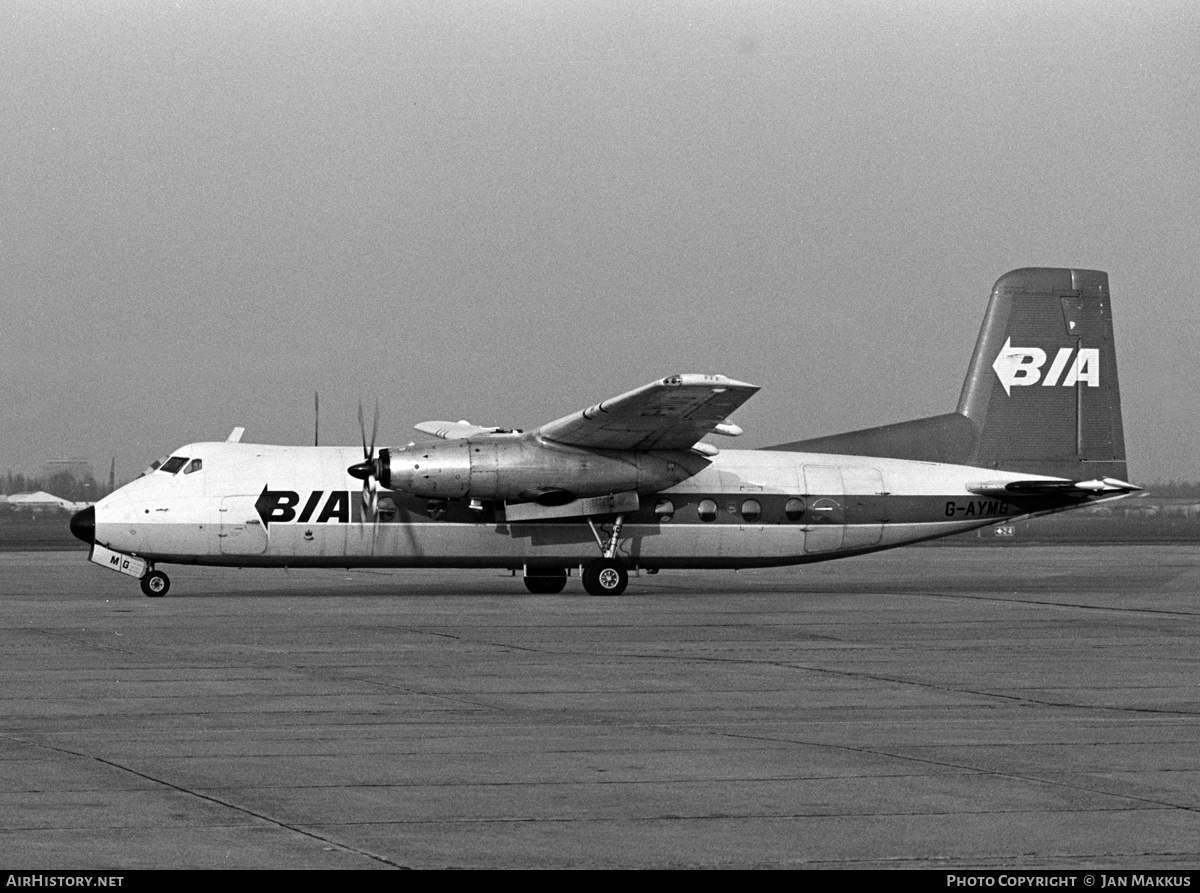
{"left": 2, "top": 1, "right": 1197, "bottom": 483}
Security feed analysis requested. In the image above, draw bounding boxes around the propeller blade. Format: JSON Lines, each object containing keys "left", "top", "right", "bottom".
{"left": 369, "top": 398, "right": 379, "bottom": 460}
{"left": 351, "top": 399, "right": 384, "bottom": 522}
{"left": 357, "top": 400, "right": 369, "bottom": 459}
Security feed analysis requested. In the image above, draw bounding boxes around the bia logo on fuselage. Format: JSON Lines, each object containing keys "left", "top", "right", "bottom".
{"left": 255, "top": 487, "right": 351, "bottom": 528}
{"left": 991, "top": 338, "right": 1100, "bottom": 396}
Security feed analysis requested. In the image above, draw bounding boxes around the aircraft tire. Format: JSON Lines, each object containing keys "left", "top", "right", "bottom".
{"left": 582, "top": 558, "right": 628, "bottom": 597}
{"left": 523, "top": 569, "right": 567, "bottom": 594}
{"left": 140, "top": 570, "right": 170, "bottom": 598}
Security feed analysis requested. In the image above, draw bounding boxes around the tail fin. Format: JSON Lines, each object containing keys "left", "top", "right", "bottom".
{"left": 958, "top": 268, "right": 1127, "bottom": 479}
{"left": 765, "top": 267, "right": 1130, "bottom": 481}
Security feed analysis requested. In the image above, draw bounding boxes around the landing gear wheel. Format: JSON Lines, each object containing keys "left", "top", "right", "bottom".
{"left": 582, "top": 558, "right": 628, "bottom": 597}
{"left": 140, "top": 570, "right": 170, "bottom": 598}
{"left": 523, "top": 568, "right": 567, "bottom": 594}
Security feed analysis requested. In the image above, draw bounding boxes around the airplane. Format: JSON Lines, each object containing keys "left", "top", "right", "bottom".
{"left": 69, "top": 267, "right": 1137, "bottom": 598}
{"left": 5, "top": 491, "right": 93, "bottom": 514}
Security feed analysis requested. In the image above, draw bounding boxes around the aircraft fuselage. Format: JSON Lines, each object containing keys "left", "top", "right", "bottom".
{"left": 88, "top": 440, "right": 1095, "bottom": 571}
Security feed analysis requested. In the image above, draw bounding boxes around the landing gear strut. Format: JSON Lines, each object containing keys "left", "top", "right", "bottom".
{"left": 140, "top": 569, "right": 170, "bottom": 598}
{"left": 582, "top": 513, "right": 629, "bottom": 596}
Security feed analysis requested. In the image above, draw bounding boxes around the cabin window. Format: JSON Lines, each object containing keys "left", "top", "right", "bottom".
{"left": 741, "top": 499, "right": 761, "bottom": 523}
{"left": 698, "top": 499, "right": 718, "bottom": 522}
{"left": 184, "top": 458, "right": 203, "bottom": 475}
{"left": 654, "top": 499, "right": 675, "bottom": 522}
{"left": 785, "top": 497, "right": 806, "bottom": 521}
{"left": 159, "top": 456, "right": 189, "bottom": 475}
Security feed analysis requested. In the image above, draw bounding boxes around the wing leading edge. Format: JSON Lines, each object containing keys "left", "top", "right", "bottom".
{"left": 535, "top": 374, "right": 759, "bottom": 451}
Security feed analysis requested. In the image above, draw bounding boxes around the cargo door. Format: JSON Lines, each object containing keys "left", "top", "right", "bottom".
{"left": 218, "top": 495, "right": 268, "bottom": 555}
{"left": 841, "top": 466, "right": 884, "bottom": 549}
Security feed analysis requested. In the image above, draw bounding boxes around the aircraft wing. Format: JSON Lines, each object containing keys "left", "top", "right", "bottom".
{"left": 536, "top": 374, "right": 759, "bottom": 451}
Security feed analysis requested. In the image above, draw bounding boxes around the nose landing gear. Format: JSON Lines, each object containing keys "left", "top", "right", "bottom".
{"left": 140, "top": 569, "right": 170, "bottom": 598}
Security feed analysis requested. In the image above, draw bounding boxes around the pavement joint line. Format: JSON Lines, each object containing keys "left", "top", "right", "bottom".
{"left": 773, "top": 661, "right": 1200, "bottom": 718}
{"left": 572, "top": 648, "right": 1200, "bottom": 719}
{"left": 914, "top": 590, "right": 1200, "bottom": 617}
{"left": 0, "top": 732, "right": 411, "bottom": 870}
{"left": 703, "top": 726, "right": 1200, "bottom": 817}
{"left": 295, "top": 804, "right": 1170, "bottom": 825}
{"left": 373, "top": 624, "right": 548, "bottom": 653}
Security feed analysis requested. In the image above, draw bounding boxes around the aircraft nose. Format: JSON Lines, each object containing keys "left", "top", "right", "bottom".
{"left": 70, "top": 506, "right": 95, "bottom": 545}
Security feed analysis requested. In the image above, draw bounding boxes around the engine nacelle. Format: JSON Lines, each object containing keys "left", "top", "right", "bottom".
{"left": 381, "top": 440, "right": 472, "bottom": 498}
{"left": 379, "top": 436, "right": 702, "bottom": 501}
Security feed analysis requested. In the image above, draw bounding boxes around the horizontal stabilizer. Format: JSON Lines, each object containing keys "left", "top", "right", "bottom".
{"left": 505, "top": 490, "right": 639, "bottom": 523}
{"left": 968, "top": 477, "right": 1141, "bottom": 497}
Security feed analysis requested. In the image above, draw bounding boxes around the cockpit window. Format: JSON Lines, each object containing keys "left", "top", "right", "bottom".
{"left": 184, "top": 458, "right": 203, "bottom": 474}
{"left": 159, "top": 456, "right": 189, "bottom": 474}
{"left": 137, "top": 456, "right": 169, "bottom": 478}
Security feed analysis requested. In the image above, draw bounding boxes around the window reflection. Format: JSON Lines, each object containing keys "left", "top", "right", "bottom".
{"left": 159, "top": 456, "right": 189, "bottom": 474}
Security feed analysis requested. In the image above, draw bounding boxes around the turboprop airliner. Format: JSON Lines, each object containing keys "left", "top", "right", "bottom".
{"left": 70, "top": 267, "right": 1137, "bottom": 597}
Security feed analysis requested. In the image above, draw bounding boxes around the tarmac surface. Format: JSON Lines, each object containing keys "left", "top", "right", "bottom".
{"left": 2, "top": 545, "right": 1199, "bottom": 869}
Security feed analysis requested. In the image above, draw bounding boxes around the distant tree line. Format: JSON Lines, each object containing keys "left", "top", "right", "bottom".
{"left": 1144, "top": 480, "right": 1200, "bottom": 499}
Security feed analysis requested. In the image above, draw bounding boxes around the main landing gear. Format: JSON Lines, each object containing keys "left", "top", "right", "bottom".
{"left": 582, "top": 557, "right": 627, "bottom": 597}
{"left": 140, "top": 569, "right": 170, "bottom": 598}
{"left": 581, "top": 514, "right": 630, "bottom": 597}
{"left": 519, "top": 513, "right": 633, "bottom": 596}
{"left": 523, "top": 567, "right": 568, "bottom": 594}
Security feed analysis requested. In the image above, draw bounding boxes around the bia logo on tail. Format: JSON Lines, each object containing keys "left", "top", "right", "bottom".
{"left": 992, "top": 338, "right": 1100, "bottom": 396}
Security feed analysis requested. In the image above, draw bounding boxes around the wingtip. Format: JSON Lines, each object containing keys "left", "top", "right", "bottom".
{"left": 665, "top": 373, "right": 759, "bottom": 390}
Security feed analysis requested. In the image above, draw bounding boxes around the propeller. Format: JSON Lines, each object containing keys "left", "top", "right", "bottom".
{"left": 347, "top": 399, "right": 381, "bottom": 519}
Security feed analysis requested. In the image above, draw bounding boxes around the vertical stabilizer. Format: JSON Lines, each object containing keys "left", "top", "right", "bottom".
{"left": 765, "top": 267, "right": 1129, "bottom": 482}
{"left": 959, "top": 268, "right": 1126, "bottom": 479}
